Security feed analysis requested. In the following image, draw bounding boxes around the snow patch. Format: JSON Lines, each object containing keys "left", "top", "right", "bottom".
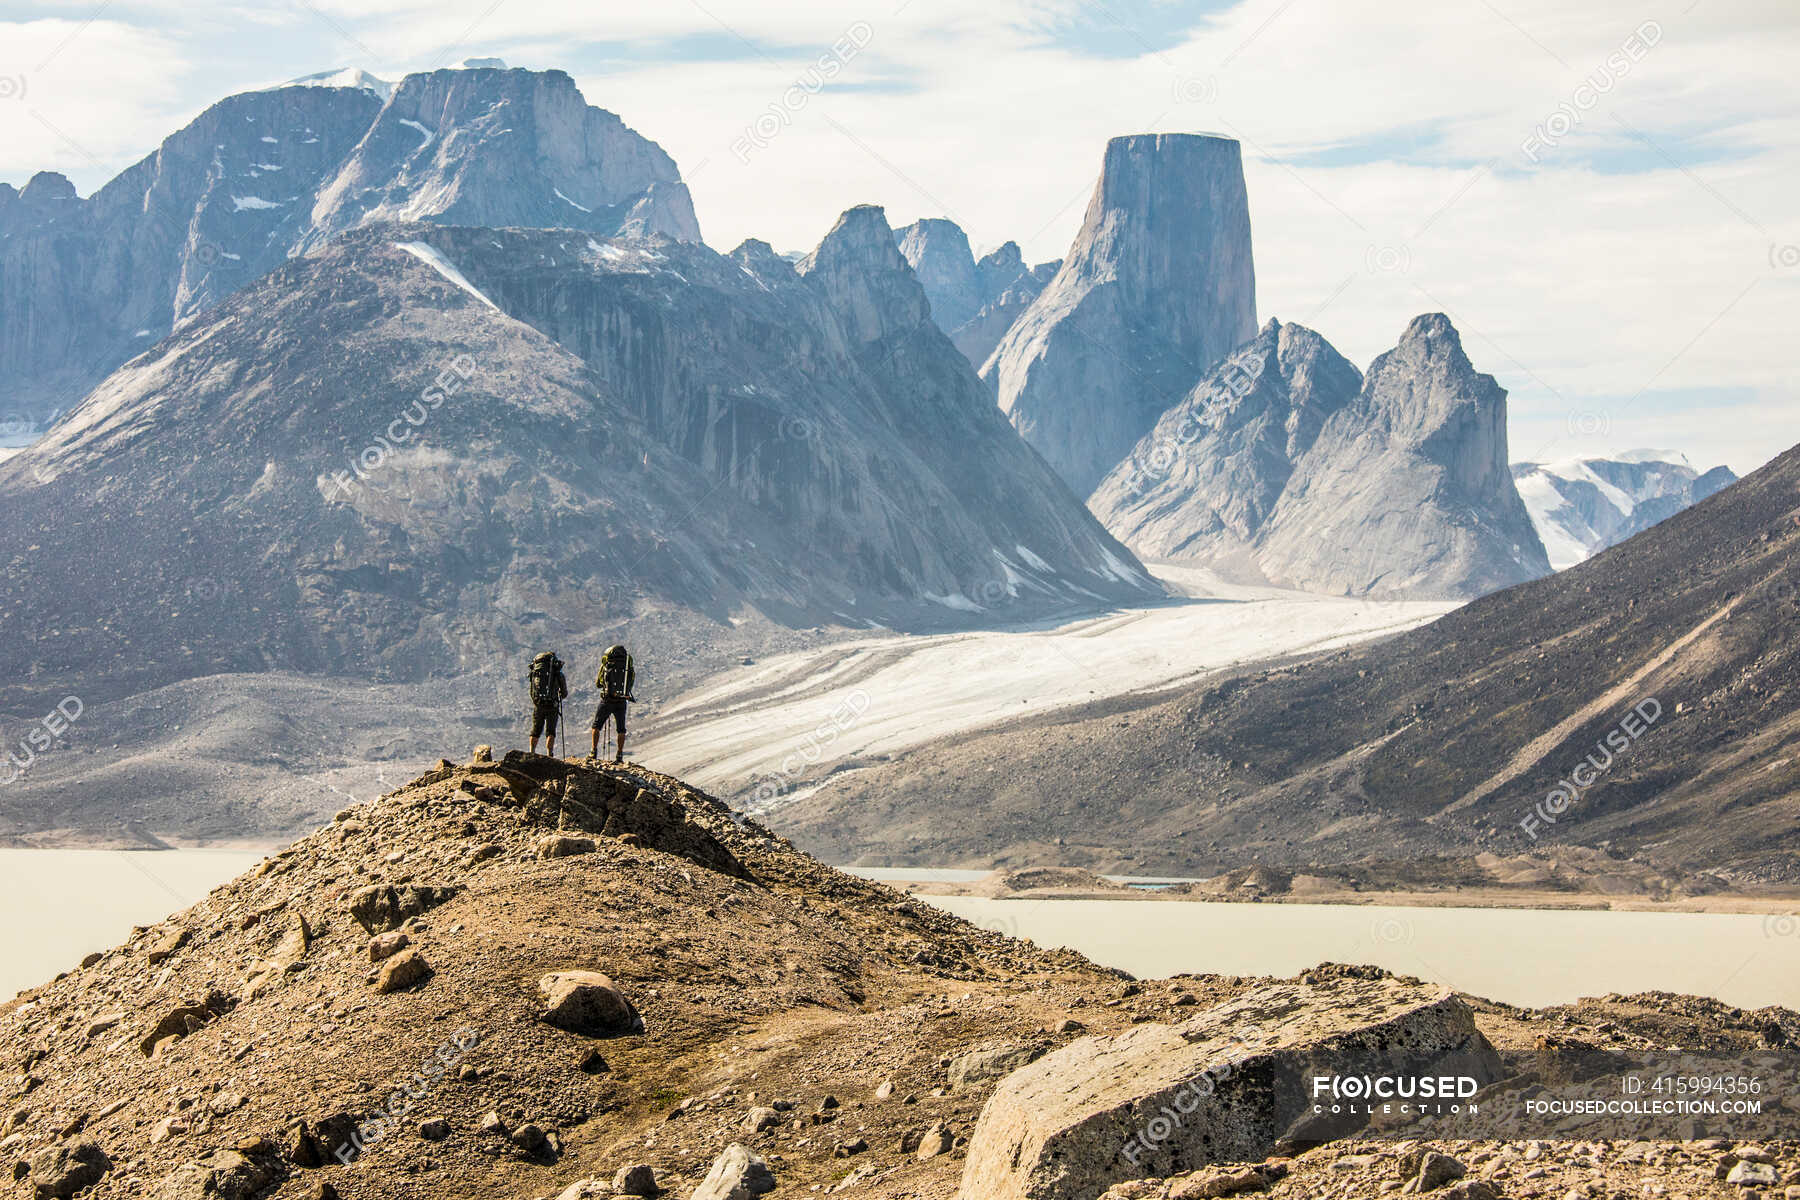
{"left": 553, "top": 187, "right": 591, "bottom": 214}
{"left": 1014, "top": 544, "right": 1053, "bottom": 573}
{"left": 923, "top": 591, "right": 985, "bottom": 613}
{"left": 260, "top": 136, "right": 278, "bottom": 144}
{"left": 273, "top": 67, "right": 394, "bottom": 99}
{"left": 398, "top": 118, "right": 434, "bottom": 148}
{"left": 394, "top": 241, "right": 499, "bottom": 310}
{"left": 230, "top": 195, "right": 284, "bottom": 211}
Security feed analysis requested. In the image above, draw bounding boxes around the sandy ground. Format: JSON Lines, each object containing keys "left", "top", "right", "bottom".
{"left": 636, "top": 565, "right": 1456, "bottom": 804}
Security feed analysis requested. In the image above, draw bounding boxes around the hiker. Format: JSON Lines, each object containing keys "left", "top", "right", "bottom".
{"left": 527, "top": 651, "right": 568, "bottom": 756}
{"left": 589, "top": 644, "right": 636, "bottom": 763}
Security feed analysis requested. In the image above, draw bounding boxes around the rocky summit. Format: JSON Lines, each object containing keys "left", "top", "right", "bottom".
{"left": 1, "top": 752, "right": 1793, "bottom": 1200}
{"left": 1513, "top": 452, "right": 1738, "bottom": 571}
{"left": 893, "top": 218, "right": 1060, "bottom": 369}
{"left": 986, "top": 133, "right": 1258, "bottom": 496}
{"left": 1092, "top": 314, "right": 1551, "bottom": 600}
{"left": 0, "top": 63, "right": 697, "bottom": 429}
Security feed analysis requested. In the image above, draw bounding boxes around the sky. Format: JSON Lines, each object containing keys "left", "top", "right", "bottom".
{"left": 2, "top": 0, "right": 1795, "bottom": 475}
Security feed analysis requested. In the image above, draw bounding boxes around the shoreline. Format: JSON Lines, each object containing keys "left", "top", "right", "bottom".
{"left": 879, "top": 878, "right": 1800, "bottom": 915}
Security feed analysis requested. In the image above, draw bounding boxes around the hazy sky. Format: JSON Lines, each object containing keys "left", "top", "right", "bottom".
{"left": 3, "top": 0, "right": 1795, "bottom": 474}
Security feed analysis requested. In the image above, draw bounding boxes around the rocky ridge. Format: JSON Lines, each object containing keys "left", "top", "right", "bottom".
{"left": 0, "top": 752, "right": 1794, "bottom": 1200}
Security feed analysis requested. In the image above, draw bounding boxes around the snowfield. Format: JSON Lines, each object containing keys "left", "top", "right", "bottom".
{"left": 636, "top": 565, "right": 1458, "bottom": 802}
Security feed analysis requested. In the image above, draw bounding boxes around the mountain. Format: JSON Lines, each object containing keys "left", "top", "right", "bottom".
{"left": 984, "top": 133, "right": 1258, "bottom": 496}
{"left": 0, "top": 211, "right": 1154, "bottom": 712}
{"left": 782, "top": 442, "right": 1800, "bottom": 882}
{"left": 1092, "top": 315, "right": 1551, "bottom": 599}
{"left": 0, "top": 63, "right": 698, "bottom": 429}
{"left": 893, "top": 219, "right": 1059, "bottom": 369}
{"left": 1513, "top": 451, "right": 1738, "bottom": 570}
{"left": 6, "top": 750, "right": 1772, "bottom": 1199}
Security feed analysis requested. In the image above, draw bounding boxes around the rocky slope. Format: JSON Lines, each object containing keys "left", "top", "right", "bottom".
{"left": 1514, "top": 452, "right": 1737, "bottom": 571}
{"left": 1092, "top": 315, "right": 1551, "bottom": 599}
{"left": 893, "top": 219, "right": 1059, "bottom": 368}
{"left": 986, "top": 133, "right": 1258, "bottom": 496}
{"left": 0, "top": 63, "right": 697, "bottom": 428}
{"left": 1, "top": 751, "right": 1791, "bottom": 1200}
{"left": 783, "top": 441, "right": 1800, "bottom": 880}
{"left": 0, "top": 211, "right": 1153, "bottom": 715}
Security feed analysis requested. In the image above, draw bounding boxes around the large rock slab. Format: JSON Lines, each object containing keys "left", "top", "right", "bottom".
{"left": 957, "top": 970, "right": 1503, "bottom": 1200}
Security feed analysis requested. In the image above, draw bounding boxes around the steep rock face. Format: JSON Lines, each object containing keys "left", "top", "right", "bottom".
{"left": 796, "top": 206, "right": 1153, "bottom": 606}
{"left": 0, "top": 215, "right": 1154, "bottom": 706}
{"left": 1253, "top": 314, "right": 1550, "bottom": 597}
{"left": 1513, "top": 452, "right": 1738, "bottom": 570}
{"left": 0, "top": 233, "right": 807, "bottom": 705}
{"left": 305, "top": 66, "right": 698, "bottom": 247}
{"left": 0, "top": 65, "right": 697, "bottom": 427}
{"left": 985, "top": 134, "right": 1258, "bottom": 496}
{"left": 893, "top": 219, "right": 1060, "bottom": 369}
{"left": 894, "top": 218, "right": 983, "bottom": 331}
{"left": 1089, "top": 319, "right": 1361, "bottom": 564}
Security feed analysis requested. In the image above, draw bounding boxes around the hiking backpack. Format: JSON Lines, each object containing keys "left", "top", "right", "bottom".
{"left": 528, "top": 652, "right": 561, "bottom": 706}
{"left": 598, "top": 647, "right": 632, "bottom": 699}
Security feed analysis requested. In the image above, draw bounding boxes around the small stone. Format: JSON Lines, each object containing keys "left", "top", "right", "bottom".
{"left": 873, "top": 1080, "right": 894, "bottom": 1101}
{"left": 419, "top": 1117, "right": 451, "bottom": 1141}
{"left": 742, "top": 1105, "right": 780, "bottom": 1133}
{"left": 834, "top": 1137, "right": 869, "bottom": 1157}
{"left": 147, "top": 926, "right": 190, "bottom": 966}
{"left": 208, "top": 1091, "right": 245, "bottom": 1115}
{"left": 83, "top": 1012, "right": 125, "bottom": 1038}
{"left": 478, "top": 1111, "right": 508, "bottom": 1136}
{"left": 916, "top": 1122, "right": 954, "bottom": 1160}
{"left": 374, "top": 948, "right": 432, "bottom": 993}
{"left": 576, "top": 1047, "right": 610, "bottom": 1074}
{"left": 510, "top": 1123, "right": 550, "bottom": 1156}
{"left": 613, "top": 1163, "right": 658, "bottom": 1195}
{"left": 472, "top": 744, "right": 493, "bottom": 762}
{"left": 1729, "top": 1163, "right": 1779, "bottom": 1187}
{"left": 1415, "top": 1151, "right": 1468, "bottom": 1191}
{"left": 368, "top": 931, "right": 410, "bottom": 962}
{"left": 151, "top": 1115, "right": 190, "bottom": 1143}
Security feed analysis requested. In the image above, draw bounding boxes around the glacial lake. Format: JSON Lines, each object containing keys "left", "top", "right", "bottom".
{"left": 0, "top": 850, "right": 1792, "bottom": 1011}
{"left": 0, "top": 847, "right": 268, "bottom": 998}
{"left": 924, "top": 896, "right": 1798, "bottom": 1010}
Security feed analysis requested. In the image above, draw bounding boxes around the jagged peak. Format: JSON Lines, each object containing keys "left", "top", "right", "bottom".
{"left": 20, "top": 171, "right": 78, "bottom": 204}
{"left": 801, "top": 204, "right": 907, "bottom": 273}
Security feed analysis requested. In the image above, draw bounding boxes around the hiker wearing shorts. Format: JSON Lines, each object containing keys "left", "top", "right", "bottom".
{"left": 589, "top": 644, "right": 636, "bottom": 763}
{"left": 527, "top": 651, "right": 568, "bottom": 756}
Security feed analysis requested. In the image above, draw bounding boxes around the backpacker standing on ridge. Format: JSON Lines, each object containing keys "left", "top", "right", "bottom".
{"left": 527, "top": 651, "right": 568, "bottom": 757}
{"left": 588, "top": 644, "right": 636, "bottom": 764}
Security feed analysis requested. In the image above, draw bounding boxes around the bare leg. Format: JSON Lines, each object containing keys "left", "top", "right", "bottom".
{"left": 529, "top": 734, "right": 539, "bottom": 754}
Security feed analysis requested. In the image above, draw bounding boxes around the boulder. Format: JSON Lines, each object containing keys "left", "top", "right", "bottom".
{"left": 948, "top": 1042, "right": 1047, "bottom": 1091}
{"left": 614, "top": 1163, "right": 659, "bottom": 1195}
{"left": 374, "top": 948, "right": 432, "bottom": 993}
{"left": 692, "top": 1143, "right": 776, "bottom": 1200}
{"left": 742, "top": 1106, "right": 780, "bottom": 1134}
{"left": 539, "top": 971, "right": 639, "bottom": 1036}
{"left": 148, "top": 1149, "right": 277, "bottom": 1200}
{"left": 27, "top": 1140, "right": 110, "bottom": 1197}
{"left": 957, "top": 972, "right": 1503, "bottom": 1200}
{"left": 347, "top": 884, "right": 456, "bottom": 933}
